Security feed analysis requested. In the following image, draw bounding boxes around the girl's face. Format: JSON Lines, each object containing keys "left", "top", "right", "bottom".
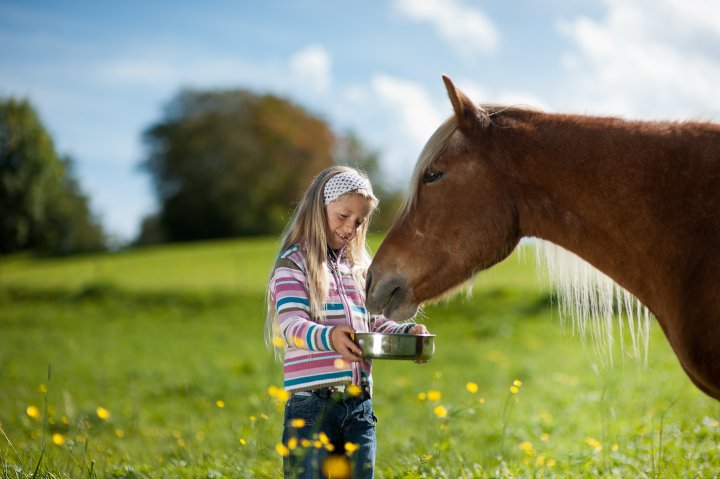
{"left": 325, "top": 193, "right": 372, "bottom": 250}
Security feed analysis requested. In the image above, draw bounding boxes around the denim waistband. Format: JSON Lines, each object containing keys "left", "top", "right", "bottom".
{"left": 311, "top": 384, "right": 371, "bottom": 401}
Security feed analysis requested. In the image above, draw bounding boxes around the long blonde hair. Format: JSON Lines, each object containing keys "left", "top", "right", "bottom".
{"left": 264, "top": 166, "right": 378, "bottom": 353}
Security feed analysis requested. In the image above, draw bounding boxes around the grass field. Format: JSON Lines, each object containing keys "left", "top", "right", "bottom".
{"left": 1, "top": 236, "right": 719, "bottom": 478}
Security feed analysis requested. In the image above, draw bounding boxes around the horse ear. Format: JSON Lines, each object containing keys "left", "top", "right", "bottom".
{"left": 442, "top": 74, "right": 488, "bottom": 130}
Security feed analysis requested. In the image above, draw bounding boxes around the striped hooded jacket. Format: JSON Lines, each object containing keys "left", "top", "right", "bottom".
{"left": 270, "top": 244, "right": 415, "bottom": 393}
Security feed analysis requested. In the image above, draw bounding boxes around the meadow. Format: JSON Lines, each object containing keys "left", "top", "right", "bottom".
{"left": 1, "top": 236, "right": 719, "bottom": 478}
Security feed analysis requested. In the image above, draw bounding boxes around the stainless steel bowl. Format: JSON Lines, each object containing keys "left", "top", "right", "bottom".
{"left": 354, "top": 332, "right": 435, "bottom": 361}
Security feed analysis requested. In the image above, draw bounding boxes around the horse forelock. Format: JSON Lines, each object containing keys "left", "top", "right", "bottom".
{"left": 399, "top": 116, "right": 458, "bottom": 219}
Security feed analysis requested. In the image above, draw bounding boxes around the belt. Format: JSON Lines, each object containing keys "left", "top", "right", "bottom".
{"left": 310, "top": 384, "right": 371, "bottom": 401}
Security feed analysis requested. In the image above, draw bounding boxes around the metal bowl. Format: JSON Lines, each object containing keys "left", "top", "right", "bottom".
{"left": 354, "top": 332, "right": 435, "bottom": 361}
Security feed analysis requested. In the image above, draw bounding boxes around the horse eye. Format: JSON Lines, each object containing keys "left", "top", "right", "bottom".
{"left": 422, "top": 169, "right": 444, "bottom": 184}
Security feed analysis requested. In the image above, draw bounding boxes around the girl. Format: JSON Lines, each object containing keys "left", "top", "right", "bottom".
{"left": 265, "top": 166, "right": 429, "bottom": 478}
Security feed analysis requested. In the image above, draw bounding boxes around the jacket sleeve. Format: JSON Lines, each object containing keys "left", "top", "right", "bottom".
{"left": 270, "top": 257, "right": 335, "bottom": 352}
{"left": 370, "top": 314, "right": 416, "bottom": 334}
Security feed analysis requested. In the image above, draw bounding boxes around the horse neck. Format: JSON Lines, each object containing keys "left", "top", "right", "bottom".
{"left": 501, "top": 113, "right": 719, "bottom": 316}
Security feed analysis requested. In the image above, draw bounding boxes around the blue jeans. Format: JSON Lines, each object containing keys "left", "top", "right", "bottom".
{"left": 282, "top": 389, "right": 377, "bottom": 479}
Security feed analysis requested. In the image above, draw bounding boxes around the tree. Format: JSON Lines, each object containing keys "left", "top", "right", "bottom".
{"left": 0, "top": 98, "right": 105, "bottom": 255}
{"left": 140, "top": 89, "right": 336, "bottom": 242}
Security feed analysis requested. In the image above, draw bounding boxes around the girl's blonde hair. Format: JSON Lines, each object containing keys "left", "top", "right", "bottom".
{"left": 264, "top": 166, "right": 379, "bottom": 354}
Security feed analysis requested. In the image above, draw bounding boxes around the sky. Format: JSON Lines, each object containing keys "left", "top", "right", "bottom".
{"left": 2, "top": 0, "right": 720, "bottom": 242}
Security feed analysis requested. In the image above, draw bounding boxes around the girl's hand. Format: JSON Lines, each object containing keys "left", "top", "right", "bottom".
{"left": 408, "top": 324, "right": 430, "bottom": 335}
{"left": 331, "top": 325, "right": 363, "bottom": 362}
{"left": 407, "top": 323, "right": 432, "bottom": 363}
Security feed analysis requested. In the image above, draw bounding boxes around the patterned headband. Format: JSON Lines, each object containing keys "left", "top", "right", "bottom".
{"left": 323, "top": 171, "right": 373, "bottom": 206}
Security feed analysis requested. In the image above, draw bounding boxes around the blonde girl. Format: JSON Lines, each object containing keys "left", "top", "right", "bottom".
{"left": 265, "top": 166, "right": 429, "bottom": 478}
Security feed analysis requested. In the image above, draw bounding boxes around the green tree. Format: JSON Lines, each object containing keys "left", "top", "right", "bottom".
{"left": 0, "top": 98, "right": 105, "bottom": 254}
{"left": 140, "top": 89, "right": 337, "bottom": 241}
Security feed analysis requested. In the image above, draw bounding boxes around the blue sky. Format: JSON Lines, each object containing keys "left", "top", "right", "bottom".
{"left": 2, "top": 0, "right": 719, "bottom": 241}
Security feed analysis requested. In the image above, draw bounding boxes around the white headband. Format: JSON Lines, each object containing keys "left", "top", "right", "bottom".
{"left": 323, "top": 171, "right": 373, "bottom": 206}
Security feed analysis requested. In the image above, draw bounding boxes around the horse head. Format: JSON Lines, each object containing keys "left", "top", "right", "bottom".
{"left": 366, "top": 76, "right": 521, "bottom": 320}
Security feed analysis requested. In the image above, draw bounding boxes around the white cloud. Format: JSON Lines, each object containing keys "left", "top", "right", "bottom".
{"left": 371, "top": 74, "right": 446, "bottom": 145}
{"left": 558, "top": 0, "right": 720, "bottom": 119}
{"left": 393, "top": 0, "right": 499, "bottom": 57}
{"left": 289, "top": 45, "right": 332, "bottom": 93}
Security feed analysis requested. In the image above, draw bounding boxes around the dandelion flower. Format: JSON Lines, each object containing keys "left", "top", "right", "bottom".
{"left": 272, "top": 336, "right": 285, "bottom": 348}
{"left": 267, "top": 386, "right": 279, "bottom": 397}
{"left": 52, "top": 433, "right": 65, "bottom": 446}
{"left": 319, "top": 432, "right": 330, "bottom": 445}
{"left": 38, "top": 384, "right": 48, "bottom": 394}
{"left": 346, "top": 384, "right": 361, "bottom": 397}
{"left": 301, "top": 439, "right": 311, "bottom": 448}
{"left": 276, "top": 390, "right": 290, "bottom": 402}
{"left": 519, "top": 441, "right": 535, "bottom": 455}
{"left": 249, "top": 415, "right": 257, "bottom": 422}
{"left": 417, "top": 392, "right": 427, "bottom": 401}
{"left": 294, "top": 337, "right": 305, "bottom": 348}
{"left": 433, "top": 405, "right": 448, "bottom": 418}
{"left": 216, "top": 400, "right": 225, "bottom": 408}
{"left": 290, "top": 418, "right": 306, "bottom": 428}
{"left": 322, "top": 455, "right": 351, "bottom": 479}
{"left": 26, "top": 405, "right": 40, "bottom": 420}
{"left": 240, "top": 438, "right": 247, "bottom": 446}
{"left": 466, "top": 382, "right": 478, "bottom": 393}
{"left": 479, "top": 397, "right": 486, "bottom": 404}
{"left": 334, "top": 358, "right": 348, "bottom": 369}
{"left": 275, "top": 443, "right": 290, "bottom": 456}
{"left": 96, "top": 407, "right": 110, "bottom": 420}
{"left": 288, "top": 438, "right": 298, "bottom": 450}
{"left": 345, "top": 442, "right": 359, "bottom": 454}
{"left": 427, "top": 390, "right": 442, "bottom": 401}
{"left": 513, "top": 379, "right": 523, "bottom": 387}
{"left": 510, "top": 386, "right": 519, "bottom": 394}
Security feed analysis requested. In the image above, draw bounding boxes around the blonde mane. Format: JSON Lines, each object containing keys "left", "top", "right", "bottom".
{"left": 534, "top": 241, "right": 651, "bottom": 364}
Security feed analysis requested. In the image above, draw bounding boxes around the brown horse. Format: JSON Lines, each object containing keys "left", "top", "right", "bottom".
{"left": 366, "top": 75, "right": 720, "bottom": 400}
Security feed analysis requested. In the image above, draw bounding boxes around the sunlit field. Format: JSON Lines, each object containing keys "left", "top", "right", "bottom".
{"left": 1, "top": 236, "right": 719, "bottom": 478}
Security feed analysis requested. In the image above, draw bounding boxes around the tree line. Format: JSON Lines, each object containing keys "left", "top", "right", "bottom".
{"left": 1, "top": 89, "right": 404, "bottom": 255}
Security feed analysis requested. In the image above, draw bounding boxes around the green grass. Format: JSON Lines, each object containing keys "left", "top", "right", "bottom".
{"left": 1, "top": 236, "right": 719, "bottom": 478}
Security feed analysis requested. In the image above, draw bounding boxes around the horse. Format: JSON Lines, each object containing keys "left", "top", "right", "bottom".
{"left": 366, "top": 75, "right": 720, "bottom": 401}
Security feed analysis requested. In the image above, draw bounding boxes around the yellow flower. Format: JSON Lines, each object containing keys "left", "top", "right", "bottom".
{"left": 334, "top": 358, "right": 348, "bottom": 369}
{"left": 38, "top": 384, "right": 48, "bottom": 394}
{"left": 417, "top": 392, "right": 427, "bottom": 401}
{"left": 611, "top": 444, "right": 619, "bottom": 452}
{"left": 540, "top": 432, "right": 550, "bottom": 442}
{"left": 510, "top": 386, "right": 519, "bottom": 394}
{"left": 294, "top": 337, "right": 305, "bottom": 348}
{"left": 216, "top": 400, "right": 225, "bottom": 408}
{"left": 519, "top": 441, "right": 535, "bottom": 455}
{"left": 240, "top": 438, "right": 247, "bottom": 446}
{"left": 260, "top": 413, "right": 269, "bottom": 420}
{"left": 479, "top": 397, "right": 486, "bottom": 404}
{"left": 322, "top": 455, "right": 351, "bottom": 479}
{"left": 301, "top": 439, "right": 312, "bottom": 448}
{"left": 427, "top": 390, "right": 442, "bottom": 401}
{"left": 288, "top": 438, "right": 298, "bottom": 450}
{"left": 249, "top": 415, "right": 257, "bottom": 422}
{"left": 466, "top": 382, "right": 479, "bottom": 393}
{"left": 275, "top": 443, "right": 290, "bottom": 456}
{"left": 344, "top": 442, "right": 359, "bottom": 454}
{"left": 513, "top": 379, "right": 523, "bottom": 387}
{"left": 115, "top": 429, "right": 125, "bottom": 438}
{"left": 96, "top": 407, "right": 110, "bottom": 420}
{"left": 290, "top": 418, "right": 306, "bottom": 428}
{"left": 319, "top": 432, "right": 330, "bottom": 445}
{"left": 26, "top": 405, "right": 41, "bottom": 420}
{"left": 52, "top": 433, "right": 65, "bottom": 446}
{"left": 433, "top": 405, "right": 448, "bottom": 418}
{"left": 536, "top": 455, "right": 546, "bottom": 466}
{"left": 272, "top": 336, "right": 285, "bottom": 348}
{"left": 267, "top": 385, "right": 279, "bottom": 397}
{"left": 276, "top": 389, "right": 290, "bottom": 402}
{"left": 346, "top": 384, "right": 362, "bottom": 397}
